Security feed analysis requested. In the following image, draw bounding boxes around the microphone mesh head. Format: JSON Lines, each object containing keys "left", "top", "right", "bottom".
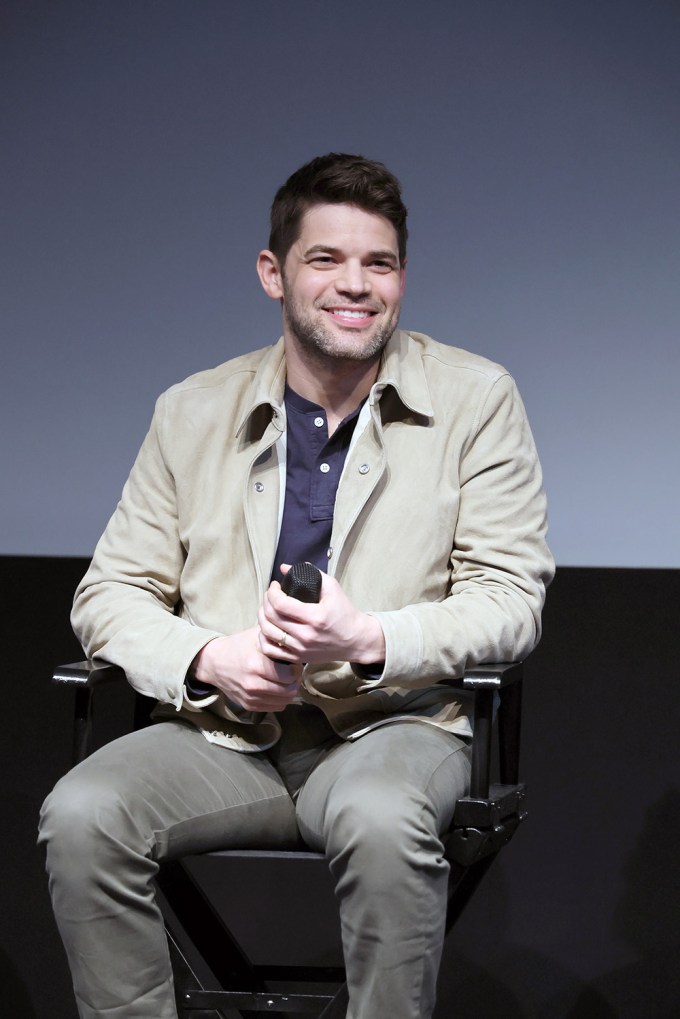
{"left": 281, "top": 561, "right": 322, "bottom": 603}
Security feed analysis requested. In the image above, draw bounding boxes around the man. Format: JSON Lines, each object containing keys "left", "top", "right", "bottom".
{"left": 40, "top": 153, "right": 554, "bottom": 1019}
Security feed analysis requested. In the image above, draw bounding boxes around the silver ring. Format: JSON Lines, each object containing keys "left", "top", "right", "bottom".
{"left": 277, "top": 631, "right": 288, "bottom": 648}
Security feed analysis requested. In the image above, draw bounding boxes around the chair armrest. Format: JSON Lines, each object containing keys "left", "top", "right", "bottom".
{"left": 441, "top": 662, "right": 523, "bottom": 792}
{"left": 443, "top": 661, "right": 523, "bottom": 691}
{"left": 53, "top": 660, "right": 131, "bottom": 765}
{"left": 442, "top": 662, "right": 526, "bottom": 869}
{"left": 52, "top": 660, "right": 127, "bottom": 687}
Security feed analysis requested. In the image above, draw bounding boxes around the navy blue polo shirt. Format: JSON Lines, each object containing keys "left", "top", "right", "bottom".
{"left": 271, "top": 385, "right": 364, "bottom": 583}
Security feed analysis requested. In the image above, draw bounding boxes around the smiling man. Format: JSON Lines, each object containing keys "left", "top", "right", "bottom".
{"left": 40, "top": 153, "right": 554, "bottom": 1019}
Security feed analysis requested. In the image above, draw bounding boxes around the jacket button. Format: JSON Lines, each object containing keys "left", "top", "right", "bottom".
{"left": 358, "top": 463, "right": 370, "bottom": 474}
{"left": 254, "top": 482, "right": 264, "bottom": 492}
{"left": 327, "top": 547, "right": 333, "bottom": 559}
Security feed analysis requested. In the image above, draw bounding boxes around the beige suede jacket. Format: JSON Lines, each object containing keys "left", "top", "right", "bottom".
{"left": 72, "top": 330, "right": 554, "bottom": 752}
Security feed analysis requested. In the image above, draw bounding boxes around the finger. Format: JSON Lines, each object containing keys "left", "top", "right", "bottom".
{"left": 240, "top": 689, "right": 298, "bottom": 714}
{"left": 258, "top": 630, "right": 300, "bottom": 666}
{"left": 257, "top": 599, "right": 282, "bottom": 636}
{"left": 259, "top": 654, "right": 302, "bottom": 684}
{"left": 257, "top": 605, "right": 296, "bottom": 651}
{"left": 240, "top": 689, "right": 298, "bottom": 712}
{"left": 272, "top": 660, "right": 302, "bottom": 683}
{"left": 266, "top": 586, "right": 315, "bottom": 625}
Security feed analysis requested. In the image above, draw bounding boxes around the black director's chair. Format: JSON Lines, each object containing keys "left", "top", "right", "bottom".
{"left": 53, "top": 660, "right": 527, "bottom": 1018}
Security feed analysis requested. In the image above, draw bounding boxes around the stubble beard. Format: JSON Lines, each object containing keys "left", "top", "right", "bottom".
{"left": 281, "top": 286, "right": 400, "bottom": 365}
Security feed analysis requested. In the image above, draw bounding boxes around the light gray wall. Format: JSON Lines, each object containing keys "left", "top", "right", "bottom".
{"left": 3, "top": 0, "right": 679, "bottom": 565}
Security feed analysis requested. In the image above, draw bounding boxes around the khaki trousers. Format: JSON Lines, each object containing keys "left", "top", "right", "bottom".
{"left": 39, "top": 713, "right": 471, "bottom": 1019}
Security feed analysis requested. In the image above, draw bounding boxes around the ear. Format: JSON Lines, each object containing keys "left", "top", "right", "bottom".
{"left": 399, "top": 259, "right": 407, "bottom": 297}
{"left": 257, "top": 250, "right": 284, "bottom": 300}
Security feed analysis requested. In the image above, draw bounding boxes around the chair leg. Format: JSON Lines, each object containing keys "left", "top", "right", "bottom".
{"left": 167, "top": 930, "right": 242, "bottom": 1019}
{"left": 498, "top": 677, "right": 523, "bottom": 785}
{"left": 72, "top": 685, "right": 93, "bottom": 765}
{"left": 158, "top": 860, "right": 263, "bottom": 993}
{"left": 445, "top": 855, "right": 498, "bottom": 933}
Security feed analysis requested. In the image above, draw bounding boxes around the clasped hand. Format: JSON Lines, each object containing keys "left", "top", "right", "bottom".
{"left": 190, "top": 566, "right": 385, "bottom": 714}
{"left": 257, "top": 564, "right": 384, "bottom": 667}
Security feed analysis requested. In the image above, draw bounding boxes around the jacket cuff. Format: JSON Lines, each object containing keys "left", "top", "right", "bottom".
{"left": 182, "top": 680, "right": 220, "bottom": 711}
{"left": 358, "top": 609, "right": 423, "bottom": 687}
{"left": 147, "top": 629, "right": 225, "bottom": 710}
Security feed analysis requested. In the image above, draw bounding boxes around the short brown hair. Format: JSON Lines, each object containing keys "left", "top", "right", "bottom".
{"left": 269, "top": 153, "right": 408, "bottom": 264}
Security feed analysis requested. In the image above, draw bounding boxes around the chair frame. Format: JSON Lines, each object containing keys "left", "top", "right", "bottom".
{"left": 53, "top": 660, "right": 527, "bottom": 1018}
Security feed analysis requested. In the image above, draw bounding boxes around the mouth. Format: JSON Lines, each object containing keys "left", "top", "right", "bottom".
{"left": 323, "top": 306, "right": 379, "bottom": 328}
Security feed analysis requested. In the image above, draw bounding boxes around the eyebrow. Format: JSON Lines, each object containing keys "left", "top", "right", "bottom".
{"left": 303, "top": 244, "right": 399, "bottom": 262}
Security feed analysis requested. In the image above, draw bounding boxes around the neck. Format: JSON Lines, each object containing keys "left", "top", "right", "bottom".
{"left": 284, "top": 341, "right": 380, "bottom": 434}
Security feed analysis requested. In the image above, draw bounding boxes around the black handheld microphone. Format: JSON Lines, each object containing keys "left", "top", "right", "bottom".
{"left": 280, "top": 560, "right": 323, "bottom": 603}
{"left": 268, "top": 561, "right": 322, "bottom": 672}
{"left": 250, "top": 562, "right": 325, "bottom": 726}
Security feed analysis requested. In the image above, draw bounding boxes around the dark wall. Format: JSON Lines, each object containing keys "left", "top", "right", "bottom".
{"left": 2, "top": 556, "right": 679, "bottom": 1018}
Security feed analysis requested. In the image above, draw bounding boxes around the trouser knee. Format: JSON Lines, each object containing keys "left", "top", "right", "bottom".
{"left": 39, "top": 767, "right": 153, "bottom": 905}
{"left": 324, "top": 786, "right": 444, "bottom": 890}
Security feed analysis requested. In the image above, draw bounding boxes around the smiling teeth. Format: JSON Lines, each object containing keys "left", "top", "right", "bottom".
{"left": 333, "top": 309, "right": 370, "bottom": 318}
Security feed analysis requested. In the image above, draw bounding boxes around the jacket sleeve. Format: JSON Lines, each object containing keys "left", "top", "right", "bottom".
{"left": 364, "top": 373, "right": 555, "bottom": 686}
{"left": 71, "top": 393, "right": 223, "bottom": 709}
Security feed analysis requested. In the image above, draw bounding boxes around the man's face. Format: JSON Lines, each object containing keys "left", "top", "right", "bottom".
{"left": 271, "top": 203, "right": 405, "bottom": 364}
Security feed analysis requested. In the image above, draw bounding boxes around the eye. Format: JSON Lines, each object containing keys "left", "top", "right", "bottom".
{"left": 309, "top": 255, "right": 336, "bottom": 267}
{"left": 370, "top": 259, "right": 395, "bottom": 272}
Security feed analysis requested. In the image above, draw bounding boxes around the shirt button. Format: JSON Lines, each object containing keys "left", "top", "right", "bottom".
{"left": 327, "top": 547, "right": 333, "bottom": 559}
{"left": 314, "top": 416, "right": 324, "bottom": 428}
{"left": 254, "top": 482, "right": 264, "bottom": 492}
{"left": 319, "top": 462, "right": 330, "bottom": 474}
{"left": 358, "top": 463, "right": 370, "bottom": 474}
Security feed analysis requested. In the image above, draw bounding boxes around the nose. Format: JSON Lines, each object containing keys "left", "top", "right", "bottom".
{"left": 336, "top": 260, "right": 370, "bottom": 297}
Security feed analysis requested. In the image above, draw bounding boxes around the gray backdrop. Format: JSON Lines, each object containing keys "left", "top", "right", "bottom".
{"left": 2, "top": 0, "right": 679, "bottom": 566}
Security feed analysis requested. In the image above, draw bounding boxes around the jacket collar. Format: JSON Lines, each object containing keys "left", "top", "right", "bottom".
{"left": 235, "top": 338, "right": 287, "bottom": 438}
{"left": 236, "top": 329, "right": 434, "bottom": 439}
{"left": 370, "top": 329, "right": 434, "bottom": 419}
